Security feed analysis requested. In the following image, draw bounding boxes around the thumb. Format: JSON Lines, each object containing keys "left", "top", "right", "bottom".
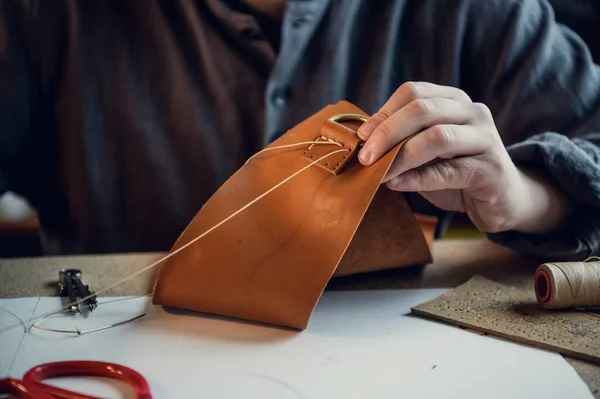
{"left": 386, "top": 158, "right": 483, "bottom": 192}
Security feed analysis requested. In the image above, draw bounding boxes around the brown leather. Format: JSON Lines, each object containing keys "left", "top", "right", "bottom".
{"left": 152, "top": 101, "right": 435, "bottom": 329}
{"left": 300, "top": 119, "right": 364, "bottom": 175}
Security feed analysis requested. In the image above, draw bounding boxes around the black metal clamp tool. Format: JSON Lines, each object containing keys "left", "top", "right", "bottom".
{"left": 58, "top": 269, "right": 98, "bottom": 314}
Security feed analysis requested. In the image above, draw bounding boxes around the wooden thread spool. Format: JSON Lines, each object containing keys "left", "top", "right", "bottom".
{"left": 535, "top": 258, "right": 600, "bottom": 309}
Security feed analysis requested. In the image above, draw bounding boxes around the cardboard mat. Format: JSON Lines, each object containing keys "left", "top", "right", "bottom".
{"left": 412, "top": 276, "right": 600, "bottom": 395}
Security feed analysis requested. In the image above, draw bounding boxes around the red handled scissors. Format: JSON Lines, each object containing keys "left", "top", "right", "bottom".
{"left": 0, "top": 360, "right": 152, "bottom": 398}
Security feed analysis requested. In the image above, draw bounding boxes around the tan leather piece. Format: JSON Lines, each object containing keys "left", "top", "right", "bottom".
{"left": 300, "top": 120, "right": 363, "bottom": 175}
{"left": 415, "top": 213, "right": 438, "bottom": 250}
{"left": 332, "top": 187, "right": 435, "bottom": 277}
{"left": 152, "top": 101, "right": 434, "bottom": 329}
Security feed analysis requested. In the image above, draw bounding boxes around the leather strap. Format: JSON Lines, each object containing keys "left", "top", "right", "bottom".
{"left": 152, "top": 101, "right": 434, "bottom": 329}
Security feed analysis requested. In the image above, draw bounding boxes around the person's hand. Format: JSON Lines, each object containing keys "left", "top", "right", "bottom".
{"left": 356, "top": 81, "right": 572, "bottom": 235}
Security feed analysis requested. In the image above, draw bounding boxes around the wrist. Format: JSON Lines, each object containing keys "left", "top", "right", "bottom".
{"left": 511, "top": 167, "right": 573, "bottom": 234}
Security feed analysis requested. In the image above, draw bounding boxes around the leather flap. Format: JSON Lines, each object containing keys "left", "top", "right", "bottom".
{"left": 152, "top": 101, "right": 434, "bottom": 329}
{"left": 301, "top": 119, "right": 363, "bottom": 175}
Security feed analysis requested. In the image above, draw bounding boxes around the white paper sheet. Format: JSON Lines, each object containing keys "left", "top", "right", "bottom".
{"left": 0, "top": 298, "right": 38, "bottom": 376}
{"left": 1, "top": 290, "right": 593, "bottom": 399}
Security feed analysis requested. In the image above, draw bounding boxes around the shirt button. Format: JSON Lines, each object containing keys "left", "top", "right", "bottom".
{"left": 292, "top": 15, "right": 312, "bottom": 29}
{"left": 271, "top": 86, "right": 289, "bottom": 108}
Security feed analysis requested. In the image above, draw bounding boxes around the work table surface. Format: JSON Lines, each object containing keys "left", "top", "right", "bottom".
{"left": 1, "top": 239, "right": 598, "bottom": 396}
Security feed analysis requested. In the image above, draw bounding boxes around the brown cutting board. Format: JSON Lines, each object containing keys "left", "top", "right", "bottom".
{"left": 411, "top": 275, "right": 600, "bottom": 365}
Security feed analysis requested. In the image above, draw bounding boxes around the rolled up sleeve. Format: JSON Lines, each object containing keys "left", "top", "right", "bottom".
{"left": 488, "top": 132, "right": 600, "bottom": 260}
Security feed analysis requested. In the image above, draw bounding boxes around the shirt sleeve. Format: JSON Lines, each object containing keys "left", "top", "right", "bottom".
{"left": 491, "top": 132, "right": 600, "bottom": 260}
{"left": 0, "top": 0, "right": 34, "bottom": 196}
{"left": 464, "top": 0, "right": 600, "bottom": 260}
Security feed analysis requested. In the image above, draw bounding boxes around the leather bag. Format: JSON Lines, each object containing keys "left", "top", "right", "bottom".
{"left": 152, "top": 101, "right": 436, "bottom": 329}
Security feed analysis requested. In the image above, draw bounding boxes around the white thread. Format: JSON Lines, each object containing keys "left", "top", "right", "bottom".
{"left": 28, "top": 144, "right": 349, "bottom": 330}
{"left": 245, "top": 140, "right": 341, "bottom": 165}
{"left": 308, "top": 136, "right": 338, "bottom": 151}
{"left": 535, "top": 261, "right": 600, "bottom": 309}
{"left": 0, "top": 307, "right": 27, "bottom": 333}
{"left": 30, "top": 295, "right": 152, "bottom": 335}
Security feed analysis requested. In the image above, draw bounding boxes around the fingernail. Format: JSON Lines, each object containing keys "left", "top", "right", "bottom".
{"left": 359, "top": 146, "right": 373, "bottom": 165}
{"left": 390, "top": 176, "right": 404, "bottom": 187}
{"left": 358, "top": 122, "right": 375, "bottom": 140}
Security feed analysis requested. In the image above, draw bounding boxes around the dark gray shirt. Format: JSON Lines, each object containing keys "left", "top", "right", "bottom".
{"left": 1, "top": 0, "right": 600, "bottom": 260}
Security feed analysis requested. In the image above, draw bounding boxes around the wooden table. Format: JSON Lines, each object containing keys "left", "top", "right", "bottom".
{"left": 0, "top": 239, "right": 598, "bottom": 396}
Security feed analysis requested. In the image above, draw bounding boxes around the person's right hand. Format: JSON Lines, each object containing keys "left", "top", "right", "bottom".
{"left": 357, "top": 81, "right": 572, "bottom": 234}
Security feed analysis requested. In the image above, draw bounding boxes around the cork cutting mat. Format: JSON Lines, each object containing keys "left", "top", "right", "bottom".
{"left": 0, "top": 252, "right": 164, "bottom": 298}
{"left": 412, "top": 276, "right": 600, "bottom": 383}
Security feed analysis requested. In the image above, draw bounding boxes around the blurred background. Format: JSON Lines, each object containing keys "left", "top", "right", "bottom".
{"left": 0, "top": 0, "right": 598, "bottom": 258}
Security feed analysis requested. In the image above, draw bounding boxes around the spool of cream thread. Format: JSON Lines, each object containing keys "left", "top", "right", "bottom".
{"left": 535, "top": 258, "right": 600, "bottom": 309}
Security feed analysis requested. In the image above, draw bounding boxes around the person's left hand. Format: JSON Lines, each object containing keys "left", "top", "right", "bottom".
{"left": 356, "top": 81, "right": 571, "bottom": 235}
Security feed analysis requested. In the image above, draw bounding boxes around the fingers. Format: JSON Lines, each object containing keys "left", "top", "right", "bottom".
{"left": 385, "top": 157, "right": 486, "bottom": 192}
{"left": 357, "top": 81, "right": 472, "bottom": 141}
{"left": 381, "top": 124, "right": 492, "bottom": 183}
{"left": 359, "top": 98, "right": 482, "bottom": 166}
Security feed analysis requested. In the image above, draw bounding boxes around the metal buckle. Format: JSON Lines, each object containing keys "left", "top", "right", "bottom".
{"left": 327, "top": 113, "right": 368, "bottom": 124}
